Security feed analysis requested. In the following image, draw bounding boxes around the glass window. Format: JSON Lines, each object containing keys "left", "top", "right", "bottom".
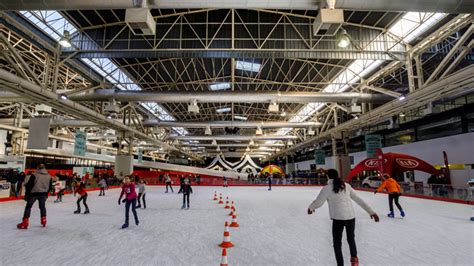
{"left": 417, "top": 117, "right": 462, "bottom": 141}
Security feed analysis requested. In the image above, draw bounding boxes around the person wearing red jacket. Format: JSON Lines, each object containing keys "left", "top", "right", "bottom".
{"left": 118, "top": 176, "right": 139, "bottom": 229}
{"left": 375, "top": 174, "right": 405, "bottom": 218}
{"left": 74, "top": 178, "right": 89, "bottom": 214}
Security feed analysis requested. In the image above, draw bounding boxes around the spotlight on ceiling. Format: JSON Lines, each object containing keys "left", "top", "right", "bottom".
{"left": 204, "top": 126, "right": 212, "bottom": 135}
{"left": 212, "top": 139, "right": 217, "bottom": 146}
{"left": 268, "top": 102, "right": 279, "bottom": 113}
{"left": 59, "top": 94, "right": 68, "bottom": 100}
{"left": 188, "top": 100, "right": 199, "bottom": 113}
{"left": 58, "top": 30, "right": 72, "bottom": 48}
{"left": 249, "top": 139, "right": 255, "bottom": 146}
{"left": 398, "top": 95, "right": 406, "bottom": 101}
{"left": 336, "top": 29, "right": 351, "bottom": 48}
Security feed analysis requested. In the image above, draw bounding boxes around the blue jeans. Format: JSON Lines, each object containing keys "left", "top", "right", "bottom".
{"left": 125, "top": 198, "right": 139, "bottom": 225}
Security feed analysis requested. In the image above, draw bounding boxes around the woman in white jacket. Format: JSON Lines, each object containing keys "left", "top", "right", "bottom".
{"left": 308, "top": 169, "right": 379, "bottom": 266}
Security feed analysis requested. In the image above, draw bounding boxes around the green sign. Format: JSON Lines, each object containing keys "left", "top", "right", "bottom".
{"left": 314, "top": 149, "right": 326, "bottom": 165}
{"left": 74, "top": 130, "right": 86, "bottom": 156}
{"left": 365, "top": 134, "right": 382, "bottom": 158}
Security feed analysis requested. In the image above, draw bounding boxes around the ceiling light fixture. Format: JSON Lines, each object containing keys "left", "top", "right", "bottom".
{"left": 216, "top": 107, "right": 231, "bottom": 113}
{"left": 255, "top": 127, "right": 263, "bottom": 135}
{"left": 234, "top": 115, "right": 248, "bottom": 121}
{"left": 398, "top": 95, "right": 406, "bottom": 101}
{"left": 336, "top": 29, "right": 351, "bottom": 48}
{"left": 204, "top": 126, "right": 212, "bottom": 135}
{"left": 209, "top": 82, "right": 231, "bottom": 91}
{"left": 59, "top": 94, "right": 68, "bottom": 100}
{"left": 236, "top": 61, "right": 262, "bottom": 72}
{"left": 58, "top": 30, "right": 72, "bottom": 48}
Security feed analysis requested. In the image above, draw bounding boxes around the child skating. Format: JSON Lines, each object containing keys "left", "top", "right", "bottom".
{"left": 136, "top": 179, "right": 146, "bottom": 209}
{"left": 74, "top": 178, "right": 89, "bottom": 214}
{"left": 98, "top": 177, "right": 107, "bottom": 196}
{"left": 53, "top": 180, "right": 65, "bottom": 203}
{"left": 118, "top": 176, "right": 139, "bottom": 229}
{"left": 375, "top": 173, "right": 405, "bottom": 218}
{"left": 165, "top": 174, "right": 173, "bottom": 193}
{"left": 181, "top": 177, "right": 193, "bottom": 209}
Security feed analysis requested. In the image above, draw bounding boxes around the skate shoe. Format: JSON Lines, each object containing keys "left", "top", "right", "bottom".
{"left": 121, "top": 223, "right": 129, "bottom": 229}
{"left": 135, "top": 220, "right": 139, "bottom": 226}
{"left": 387, "top": 211, "right": 394, "bottom": 218}
{"left": 84, "top": 209, "right": 90, "bottom": 214}
{"left": 181, "top": 205, "right": 186, "bottom": 209}
{"left": 41, "top": 216, "right": 47, "bottom": 227}
{"left": 54, "top": 199, "right": 59, "bottom": 203}
{"left": 17, "top": 218, "right": 29, "bottom": 229}
{"left": 74, "top": 210, "right": 81, "bottom": 214}
{"left": 400, "top": 210, "right": 405, "bottom": 217}
{"left": 350, "top": 256, "right": 359, "bottom": 266}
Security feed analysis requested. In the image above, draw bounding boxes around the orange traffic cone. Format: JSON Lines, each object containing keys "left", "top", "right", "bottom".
{"left": 228, "top": 206, "right": 235, "bottom": 216}
{"left": 219, "top": 222, "right": 234, "bottom": 248}
{"left": 218, "top": 194, "right": 224, "bottom": 204}
{"left": 213, "top": 192, "right": 218, "bottom": 201}
{"left": 230, "top": 214, "right": 240, "bottom": 228}
{"left": 220, "top": 248, "right": 228, "bottom": 266}
{"left": 224, "top": 197, "right": 230, "bottom": 209}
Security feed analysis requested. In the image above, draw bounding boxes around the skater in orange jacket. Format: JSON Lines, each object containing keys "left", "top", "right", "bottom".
{"left": 375, "top": 174, "right": 405, "bottom": 218}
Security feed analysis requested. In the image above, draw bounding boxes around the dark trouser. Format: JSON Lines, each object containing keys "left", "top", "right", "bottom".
{"left": 268, "top": 181, "right": 272, "bottom": 190}
{"left": 166, "top": 182, "right": 173, "bottom": 192}
{"left": 389, "top": 193, "right": 403, "bottom": 212}
{"left": 125, "top": 198, "right": 139, "bottom": 225}
{"left": 16, "top": 181, "right": 23, "bottom": 196}
{"left": 332, "top": 218, "right": 356, "bottom": 266}
{"left": 138, "top": 193, "right": 146, "bottom": 208}
{"left": 56, "top": 189, "right": 66, "bottom": 201}
{"left": 182, "top": 193, "right": 190, "bottom": 208}
{"left": 23, "top": 195, "right": 47, "bottom": 219}
{"left": 99, "top": 187, "right": 105, "bottom": 196}
{"left": 10, "top": 183, "right": 17, "bottom": 197}
{"left": 76, "top": 194, "right": 89, "bottom": 211}
{"left": 178, "top": 184, "right": 184, "bottom": 193}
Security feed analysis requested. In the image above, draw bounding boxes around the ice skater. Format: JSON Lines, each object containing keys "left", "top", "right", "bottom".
{"left": 74, "top": 178, "right": 90, "bottom": 214}
{"left": 268, "top": 174, "right": 273, "bottom": 191}
{"left": 375, "top": 173, "right": 404, "bottom": 218}
{"left": 223, "top": 176, "right": 228, "bottom": 187}
{"left": 16, "top": 164, "right": 53, "bottom": 229}
{"left": 307, "top": 169, "right": 379, "bottom": 266}
{"left": 181, "top": 177, "right": 193, "bottom": 209}
{"left": 53, "top": 179, "right": 65, "bottom": 203}
{"left": 165, "top": 174, "right": 173, "bottom": 193}
{"left": 118, "top": 176, "right": 139, "bottom": 229}
{"left": 98, "top": 176, "right": 107, "bottom": 196}
{"left": 136, "top": 179, "right": 146, "bottom": 209}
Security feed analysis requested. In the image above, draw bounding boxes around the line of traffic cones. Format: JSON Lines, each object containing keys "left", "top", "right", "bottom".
{"left": 218, "top": 193, "right": 224, "bottom": 204}
{"left": 213, "top": 191, "right": 218, "bottom": 201}
{"left": 213, "top": 191, "right": 240, "bottom": 265}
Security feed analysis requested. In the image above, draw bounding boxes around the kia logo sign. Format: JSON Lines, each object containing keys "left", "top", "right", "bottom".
{"left": 365, "top": 159, "right": 380, "bottom": 167}
{"left": 396, "top": 158, "right": 419, "bottom": 168}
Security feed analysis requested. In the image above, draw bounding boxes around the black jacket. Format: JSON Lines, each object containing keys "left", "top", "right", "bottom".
{"left": 182, "top": 184, "right": 193, "bottom": 195}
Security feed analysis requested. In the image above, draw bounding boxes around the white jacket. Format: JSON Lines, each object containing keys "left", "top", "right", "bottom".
{"left": 308, "top": 180, "right": 375, "bottom": 220}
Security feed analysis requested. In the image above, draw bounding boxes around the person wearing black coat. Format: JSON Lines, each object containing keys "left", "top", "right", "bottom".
{"left": 181, "top": 178, "right": 193, "bottom": 209}
{"left": 16, "top": 172, "right": 26, "bottom": 198}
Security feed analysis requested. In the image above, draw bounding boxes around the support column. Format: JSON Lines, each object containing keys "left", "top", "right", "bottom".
{"left": 406, "top": 52, "right": 416, "bottom": 92}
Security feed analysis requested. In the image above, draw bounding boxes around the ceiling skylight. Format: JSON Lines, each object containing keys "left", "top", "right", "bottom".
{"left": 236, "top": 61, "right": 262, "bottom": 72}
{"left": 19, "top": 10, "right": 187, "bottom": 136}
{"left": 209, "top": 82, "right": 231, "bottom": 91}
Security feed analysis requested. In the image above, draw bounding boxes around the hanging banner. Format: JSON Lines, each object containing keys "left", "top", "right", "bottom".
{"left": 365, "top": 134, "right": 382, "bottom": 158}
{"left": 74, "top": 130, "right": 86, "bottom": 156}
{"left": 314, "top": 149, "right": 326, "bottom": 165}
{"left": 138, "top": 148, "right": 143, "bottom": 163}
{"left": 26, "top": 117, "right": 50, "bottom": 149}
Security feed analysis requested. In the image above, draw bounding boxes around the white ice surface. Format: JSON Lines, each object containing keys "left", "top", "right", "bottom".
{"left": 0, "top": 186, "right": 473, "bottom": 266}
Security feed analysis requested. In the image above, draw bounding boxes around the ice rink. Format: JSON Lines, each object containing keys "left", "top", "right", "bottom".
{"left": 0, "top": 186, "right": 472, "bottom": 266}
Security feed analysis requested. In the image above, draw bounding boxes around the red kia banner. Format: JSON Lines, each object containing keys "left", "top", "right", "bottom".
{"left": 346, "top": 148, "right": 439, "bottom": 181}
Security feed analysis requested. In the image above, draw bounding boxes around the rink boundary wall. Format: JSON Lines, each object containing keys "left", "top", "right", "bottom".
{"left": 0, "top": 186, "right": 120, "bottom": 202}
{"left": 1, "top": 185, "right": 472, "bottom": 205}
